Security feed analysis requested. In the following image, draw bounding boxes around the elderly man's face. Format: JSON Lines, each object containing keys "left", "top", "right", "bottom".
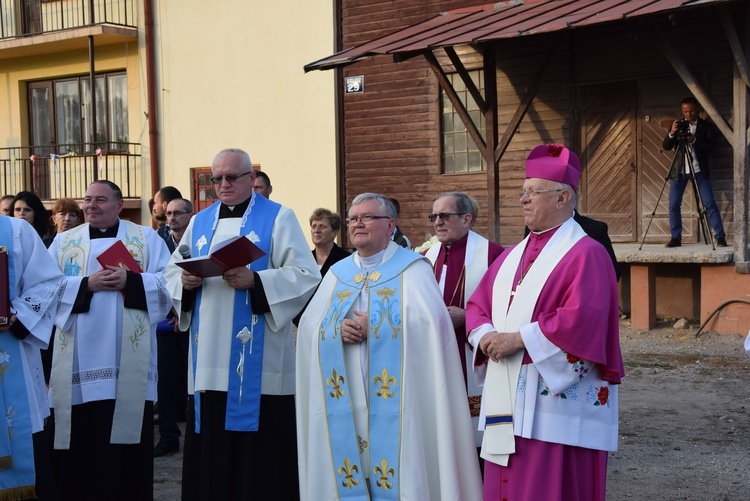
{"left": 83, "top": 182, "right": 123, "bottom": 229}
{"left": 520, "top": 178, "right": 567, "bottom": 232}
{"left": 432, "top": 195, "right": 471, "bottom": 246}
{"left": 212, "top": 152, "right": 255, "bottom": 206}
{"left": 347, "top": 199, "right": 394, "bottom": 258}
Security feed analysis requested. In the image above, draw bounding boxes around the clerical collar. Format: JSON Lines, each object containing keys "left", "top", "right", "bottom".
{"left": 89, "top": 221, "right": 120, "bottom": 239}
{"left": 359, "top": 248, "right": 387, "bottom": 271}
{"left": 530, "top": 217, "right": 569, "bottom": 235}
{"left": 219, "top": 197, "right": 251, "bottom": 218}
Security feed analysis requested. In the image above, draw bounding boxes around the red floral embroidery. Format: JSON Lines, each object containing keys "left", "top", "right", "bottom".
{"left": 597, "top": 386, "right": 609, "bottom": 406}
{"left": 566, "top": 353, "right": 581, "bottom": 364}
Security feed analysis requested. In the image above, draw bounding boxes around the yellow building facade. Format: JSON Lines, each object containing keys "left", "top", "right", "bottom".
{"left": 0, "top": 0, "right": 337, "bottom": 241}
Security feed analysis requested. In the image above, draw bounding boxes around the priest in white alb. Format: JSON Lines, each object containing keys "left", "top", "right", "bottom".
{"left": 49, "top": 180, "right": 172, "bottom": 501}
{"left": 297, "top": 193, "right": 482, "bottom": 500}
{"left": 466, "top": 144, "right": 623, "bottom": 501}
{"left": 165, "top": 148, "right": 319, "bottom": 500}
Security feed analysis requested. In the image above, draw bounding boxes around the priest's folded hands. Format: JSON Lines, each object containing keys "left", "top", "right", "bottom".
{"left": 479, "top": 330, "right": 524, "bottom": 362}
{"left": 341, "top": 310, "right": 367, "bottom": 343}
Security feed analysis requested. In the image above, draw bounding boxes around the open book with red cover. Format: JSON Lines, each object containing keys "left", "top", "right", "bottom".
{"left": 175, "top": 235, "right": 266, "bottom": 278}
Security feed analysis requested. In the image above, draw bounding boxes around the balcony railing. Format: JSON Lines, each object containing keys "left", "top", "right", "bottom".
{"left": 0, "top": 0, "right": 137, "bottom": 40}
{"left": 0, "top": 142, "right": 141, "bottom": 200}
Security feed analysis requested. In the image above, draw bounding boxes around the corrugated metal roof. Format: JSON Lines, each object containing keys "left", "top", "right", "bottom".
{"left": 305, "top": 0, "right": 729, "bottom": 72}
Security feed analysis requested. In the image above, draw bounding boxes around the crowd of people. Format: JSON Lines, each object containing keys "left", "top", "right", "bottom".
{"left": 1, "top": 142, "right": 630, "bottom": 501}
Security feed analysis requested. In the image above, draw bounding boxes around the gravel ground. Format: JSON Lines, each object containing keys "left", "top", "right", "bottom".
{"left": 154, "top": 318, "right": 750, "bottom": 500}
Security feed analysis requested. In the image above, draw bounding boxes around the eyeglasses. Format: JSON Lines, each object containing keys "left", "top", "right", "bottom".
{"left": 210, "top": 171, "right": 253, "bottom": 185}
{"left": 165, "top": 210, "right": 190, "bottom": 217}
{"left": 427, "top": 212, "right": 466, "bottom": 222}
{"left": 345, "top": 215, "right": 391, "bottom": 226}
{"left": 519, "top": 189, "right": 564, "bottom": 199}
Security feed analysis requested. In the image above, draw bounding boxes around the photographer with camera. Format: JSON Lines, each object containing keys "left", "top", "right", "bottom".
{"left": 662, "top": 97, "right": 727, "bottom": 248}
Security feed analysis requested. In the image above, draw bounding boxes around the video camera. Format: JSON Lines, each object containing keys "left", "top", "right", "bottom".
{"left": 675, "top": 118, "right": 691, "bottom": 138}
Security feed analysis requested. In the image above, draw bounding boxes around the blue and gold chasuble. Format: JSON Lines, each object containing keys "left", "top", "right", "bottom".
{"left": 190, "top": 194, "right": 280, "bottom": 432}
{"left": 318, "top": 248, "right": 420, "bottom": 500}
{"left": 0, "top": 217, "right": 36, "bottom": 500}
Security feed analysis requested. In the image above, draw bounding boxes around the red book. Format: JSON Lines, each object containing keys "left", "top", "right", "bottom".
{"left": 0, "top": 248, "right": 9, "bottom": 325}
{"left": 97, "top": 239, "right": 143, "bottom": 274}
{"left": 176, "top": 235, "right": 266, "bottom": 278}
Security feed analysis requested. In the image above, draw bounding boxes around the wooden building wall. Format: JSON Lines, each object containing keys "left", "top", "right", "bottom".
{"left": 338, "top": 0, "right": 740, "bottom": 250}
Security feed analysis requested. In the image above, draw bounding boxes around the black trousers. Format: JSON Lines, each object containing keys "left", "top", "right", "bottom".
{"left": 156, "top": 330, "right": 189, "bottom": 443}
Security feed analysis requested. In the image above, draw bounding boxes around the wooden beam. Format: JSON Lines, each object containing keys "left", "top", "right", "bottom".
{"left": 443, "top": 46, "right": 487, "bottom": 113}
{"left": 494, "top": 34, "right": 562, "bottom": 163}
{"left": 424, "top": 50, "right": 487, "bottom": 155}
{"left": 720, "top": 6, "right": 750, "bottom": 91}
{"left": 648, "top": 18, "right": 733, "bottom": 140}
{"left": 734, "top": 26, "right": 750, "bottom": 271}
{"left": 483, "top": 46, "right": 500, "bottom": 241}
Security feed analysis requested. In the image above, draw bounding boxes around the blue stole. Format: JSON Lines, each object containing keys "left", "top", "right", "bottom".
{"left": 318, "top": 248, "right": 420, "bottom": 500}
{"left": 190, "top": 194, "right": 280, "bottom": 433}
{"left": 0, "top": 217, "right": 36, "bottom": 498}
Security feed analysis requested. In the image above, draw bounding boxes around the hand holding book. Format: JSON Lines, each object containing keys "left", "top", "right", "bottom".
{"left": 176, "top": 235, "right": 265, "bottom": 278}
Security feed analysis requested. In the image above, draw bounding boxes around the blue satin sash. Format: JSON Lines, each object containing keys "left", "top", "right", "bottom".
{"left": 318, "top": 248, "right": 420, "bottom": 500}
{"left": 190, "top": 194, "right": 280, "bottom": 432}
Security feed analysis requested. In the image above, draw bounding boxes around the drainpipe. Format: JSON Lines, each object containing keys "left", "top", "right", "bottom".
{"left": 144, "top": 0, "right": 160, "bottom": 196}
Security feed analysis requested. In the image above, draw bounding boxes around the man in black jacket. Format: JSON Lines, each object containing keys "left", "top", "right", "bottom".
{"left": 662, "top": 97, "right": 727, "bottom": 247}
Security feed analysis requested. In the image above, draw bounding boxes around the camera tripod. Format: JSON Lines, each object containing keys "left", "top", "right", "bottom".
{"left": 639, "top": 132, "right": 714, "bottom": 250}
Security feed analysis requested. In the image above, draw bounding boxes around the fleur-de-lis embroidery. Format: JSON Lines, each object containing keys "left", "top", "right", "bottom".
{"left": 326, "top": 368, "right": 345, "bottom": 399}
{"left": 337, "top": 290, "right": 353, "bottom": 301}
{"left": 374, "top": 368, "right": 396, "bottom": 399}
{"left": 374, "top": 459, "right": 395, "bottom": 491}
{"left": 337, "top": 458, "right": 360, "bottom": 489}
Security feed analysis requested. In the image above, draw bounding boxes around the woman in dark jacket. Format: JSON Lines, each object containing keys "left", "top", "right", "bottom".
{"left": 294, "top": 208, "right": 350, "bottom": 325}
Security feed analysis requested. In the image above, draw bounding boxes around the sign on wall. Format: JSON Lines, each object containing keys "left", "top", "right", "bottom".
{"left": 345, "top": 76, "right": 364, "bottom": 94}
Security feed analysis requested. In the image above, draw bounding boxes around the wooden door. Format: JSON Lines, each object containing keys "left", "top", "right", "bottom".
{"left": 580, "top": 82, "right": 637, "bottom": 242}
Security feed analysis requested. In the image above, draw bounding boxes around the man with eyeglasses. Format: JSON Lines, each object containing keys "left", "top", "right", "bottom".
{"left": 466, "top": 144, "right": 623, "bottom": 501}
{"left": 296, "top": 193, "right": 482, "bottom": 500}
{"left": 154, "top": 198, "right": 194, "bottom": 458}
{"left": 164, "top": 148, "right": 319, "bottom": 500}
{"left": 422, "top": 192, "right": 504, "bottom": 464}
